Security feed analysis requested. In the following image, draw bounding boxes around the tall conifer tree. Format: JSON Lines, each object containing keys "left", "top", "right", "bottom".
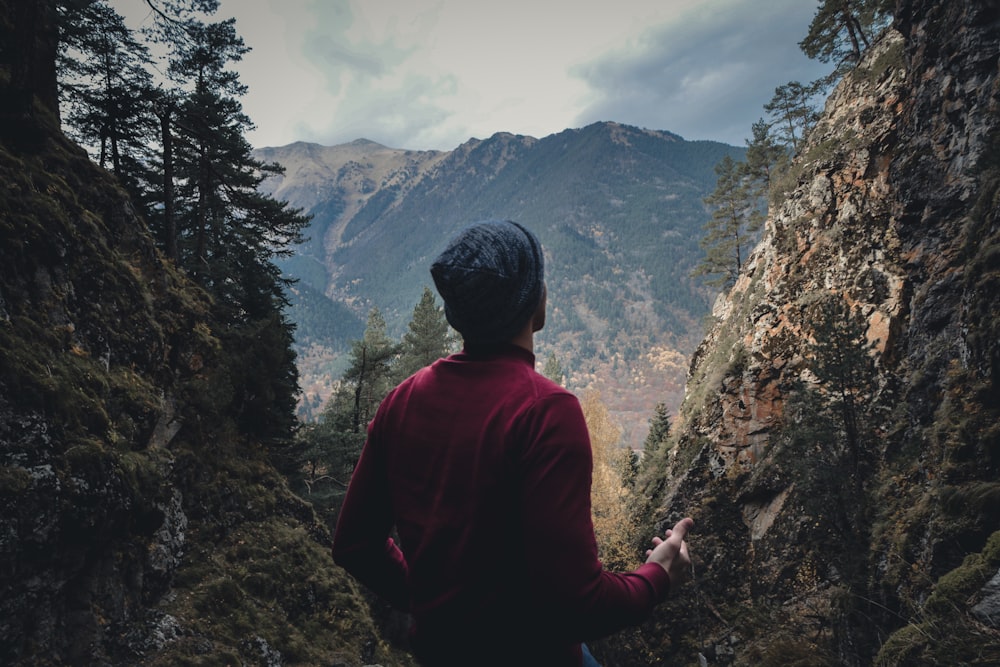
{"left": 395, "top": 287, "right": 452, "bottom": 382}
{"left": 56, "top": 0, "right": 311, "bottom": 443}
{"left": 743, "top": 118, "right": 788, "bottom": 202}
{"left": 56, "top": 0, "right": 156, "bottom": 204}
{"left": 692, "top": 155, "right": 761, "bottom": 289}
{"left": 764, "top": 81, "right": 821, "bottom": 154}
{"left": 807, "top": 294, "right": 876, "bottom": 469}
{"left": 642, "top": 403, "right": 671, "bottom": 460}
{"left": 343, "top": 308, "right": 399, "bottom": 433}
{"left": 156, "top": 6, "right": 309, "bottom": 441}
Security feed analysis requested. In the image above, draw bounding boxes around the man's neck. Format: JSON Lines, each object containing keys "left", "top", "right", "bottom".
{"left": 509, "top": 326, "right": 534, "bottom": 353}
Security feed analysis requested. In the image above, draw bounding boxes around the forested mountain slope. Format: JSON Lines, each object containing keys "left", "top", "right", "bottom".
{"left": 613, "top": 2, "right": 1000, "bottom": 665}
{"left": 259, "top": 124, "right": 744, "bottom": 437}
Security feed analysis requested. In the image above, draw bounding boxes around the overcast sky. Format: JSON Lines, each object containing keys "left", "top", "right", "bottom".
{"left": 126, "top": 0, "right": 832, "bottom": 151}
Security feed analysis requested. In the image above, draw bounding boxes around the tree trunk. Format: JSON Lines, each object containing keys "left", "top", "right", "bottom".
{"left": 1, "top": 0, "right": 60, "bottom": 126}
{"left": 352, "top": 346, "right": 367, "bottom": 434}
{"left": 195, "top": 141, "right": 209, "bottom": 277}
{"left": 840, "top": 4, "right": 864, "bottom": 62}
{"left": 159, "top": 105, "right": 177, "bottom": 261}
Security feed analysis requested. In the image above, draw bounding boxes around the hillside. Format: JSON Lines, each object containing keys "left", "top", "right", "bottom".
{"left": 611, "top": 2, "right": 1000, "bottom": 665}
{"left": 0, "top": 1, "right": 409, "bottom": 664}
{"left": 259, "top": 124, "right": 744, "bottom": 438}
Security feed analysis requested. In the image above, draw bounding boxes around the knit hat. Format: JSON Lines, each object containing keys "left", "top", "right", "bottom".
{"left": 430, "top": 220, "right": 545, "bottom": 345}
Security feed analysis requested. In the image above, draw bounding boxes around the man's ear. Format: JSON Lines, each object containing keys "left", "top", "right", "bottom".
{"left": 532, "top": 283, "right": 547, "bottom": 332}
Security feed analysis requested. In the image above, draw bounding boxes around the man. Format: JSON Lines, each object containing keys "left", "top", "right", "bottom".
{"left": 332, "top": 220, "right": 693, "bottom": 666}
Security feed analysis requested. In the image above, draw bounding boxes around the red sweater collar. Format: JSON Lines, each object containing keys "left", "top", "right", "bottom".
{"left": 457, "top": 342, "right": 536, "bottom": 365}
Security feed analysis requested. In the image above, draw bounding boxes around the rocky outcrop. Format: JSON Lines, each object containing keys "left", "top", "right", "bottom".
{"left": 633, "top": 2, "right": 1000, "bottom": 665}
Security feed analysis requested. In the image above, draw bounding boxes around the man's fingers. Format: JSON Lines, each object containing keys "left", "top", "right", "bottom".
{"left": 670, "top": 517, "right": 694, "bottom": 541}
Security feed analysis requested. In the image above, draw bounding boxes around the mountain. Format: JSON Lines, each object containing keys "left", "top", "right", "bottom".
{"left": 4, "top": 0, "right": 998, "bottom": 665}
{"left": 608, "top": 3, "right": 1000, "bottom": 665}
{"left": 257, "top": 124, "right": 744, "bottom": 437}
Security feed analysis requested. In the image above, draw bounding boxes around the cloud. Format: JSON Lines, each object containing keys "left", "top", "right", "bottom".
{"left": 286, "top": 0, "right": 462, "bottom": 148}
{"left": 571, "top": 0, "right": 831, "bottom": 144}
{"left": 231, "top": 0, "right": 833, "bottom": 150}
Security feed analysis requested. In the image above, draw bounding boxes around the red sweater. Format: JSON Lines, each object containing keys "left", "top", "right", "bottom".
{"left": 331, "top": 344, "right": 670, "bottom": 666}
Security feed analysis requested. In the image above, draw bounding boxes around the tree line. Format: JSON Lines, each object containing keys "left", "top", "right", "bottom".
{"left": 56, "top": 0, "right": 310, "bottom": 443}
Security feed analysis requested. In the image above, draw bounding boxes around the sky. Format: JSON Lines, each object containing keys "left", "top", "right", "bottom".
{"left": 125, "top": 0, "right": 833, "bottom": 151}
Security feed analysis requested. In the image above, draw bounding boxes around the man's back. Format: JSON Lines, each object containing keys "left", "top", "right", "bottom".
{"left": 382, "top": 346, "right": 583, "bottom": 631}
{"left": 333, "top": 344, "right": 670, "bottom": 665}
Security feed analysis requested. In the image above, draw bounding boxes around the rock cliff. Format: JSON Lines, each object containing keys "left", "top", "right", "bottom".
{"left": 622, "top": 1, "right": 1000, "bottom": 665}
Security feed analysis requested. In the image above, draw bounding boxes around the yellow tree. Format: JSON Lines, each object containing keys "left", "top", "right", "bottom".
{"left": 580, "top": 390, "right": 640, "bottom": 570}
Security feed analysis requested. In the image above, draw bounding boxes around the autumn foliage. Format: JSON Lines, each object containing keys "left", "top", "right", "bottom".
{"left": 581, "top": 390, "right": 641, "bottom": 571}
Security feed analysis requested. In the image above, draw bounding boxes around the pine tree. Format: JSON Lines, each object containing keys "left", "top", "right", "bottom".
{"left": 692, "top": 155, "right": 761, "bottom": 289}
{"left": 52, "top": 0, "right": 311, "bottom": 448}
{"left": 743, "top": 118, "right": 788, "bottom": 203}
{"left": 394, "top": 287, "right": 453, "bottom": 382}
{"left": 343, "top": 308, "right": 399, "bottom": 433}
{"left": 641, "top": 402, "right": 671, "bottom": 462}
{"left": 542, "top": 352, "right": 565, "bottom": 386}
{"left": 799, "top": 0, "right": 893, "bottom": 73}
{"left": 287, "top": 306, "right": 400, "bottom": 511}
{"left": 281, "top": 398, "right": 365, "bottom": 524}
{"left": 763, "top": 81, "right": 822, "bottom": 154}
{"left": 154, "top": 6, "right": 309, "bottom": 441}
{"left": 56, "top": 0, "right": 157, "bottom": 203}
{"left": 807, "top": 294, "right": 877, "bottom": 468}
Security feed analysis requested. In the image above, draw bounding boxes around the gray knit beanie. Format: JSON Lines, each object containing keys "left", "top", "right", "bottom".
{"left": 430, "top": 220, "right": 545, "bottom": 345}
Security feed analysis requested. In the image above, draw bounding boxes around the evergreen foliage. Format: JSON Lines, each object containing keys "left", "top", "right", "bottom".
{"left": 692, "top": 84, "right": 817, "bottom": 295}
{"left": 280, "top": 308, "right": 400, "bottom": 528}
{"left": 692, "top": 155, "right": 763, "bottom": 289}
{"left": 542, "top": 352, "right": 566, "bottom": 386}
{"left": 55, "top": 0, "right": 311, "bottom": 446}
{"left": 56, "top": 0, "right": 156, "bottom": 200}
{"left": 343, "top": 308, "right": 400, "bottom": 433}
{"left": 800, "top": 0, "right": 894, "bottom": 74}
{"left": 764, "top": 81, "right": 823, "bottom": 154}
{"left": 743, "top": 118, "right": 789, "bottom": 204}
{"left": 641, "top": 402, "right": 671, "bottom": 463}
{"left": 806, "top": 293, "right": 877, "bottom": 468}
{"left": 393, "top": 286, "right": 454, "bottom": 383}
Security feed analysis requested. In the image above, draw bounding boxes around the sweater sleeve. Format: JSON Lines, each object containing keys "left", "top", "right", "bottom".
{"left": 517, "top": 392, "right": 671, "bottom": 640}
{"left": 331, "top": 415, "right": 410, "bottom": 610}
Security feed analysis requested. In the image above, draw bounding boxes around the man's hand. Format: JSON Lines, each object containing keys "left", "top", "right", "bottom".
{"left": 644, "top": 517, "right": 694, "bottom": 590}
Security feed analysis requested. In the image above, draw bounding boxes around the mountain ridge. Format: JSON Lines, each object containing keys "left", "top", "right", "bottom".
{"left": 257, "top": 121, "right": 745, "bottom": 433}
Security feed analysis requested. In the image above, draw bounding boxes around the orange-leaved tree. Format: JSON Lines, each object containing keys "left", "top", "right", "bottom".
{"left": 581, "top": 390, "right": 640, "bottom": 570}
